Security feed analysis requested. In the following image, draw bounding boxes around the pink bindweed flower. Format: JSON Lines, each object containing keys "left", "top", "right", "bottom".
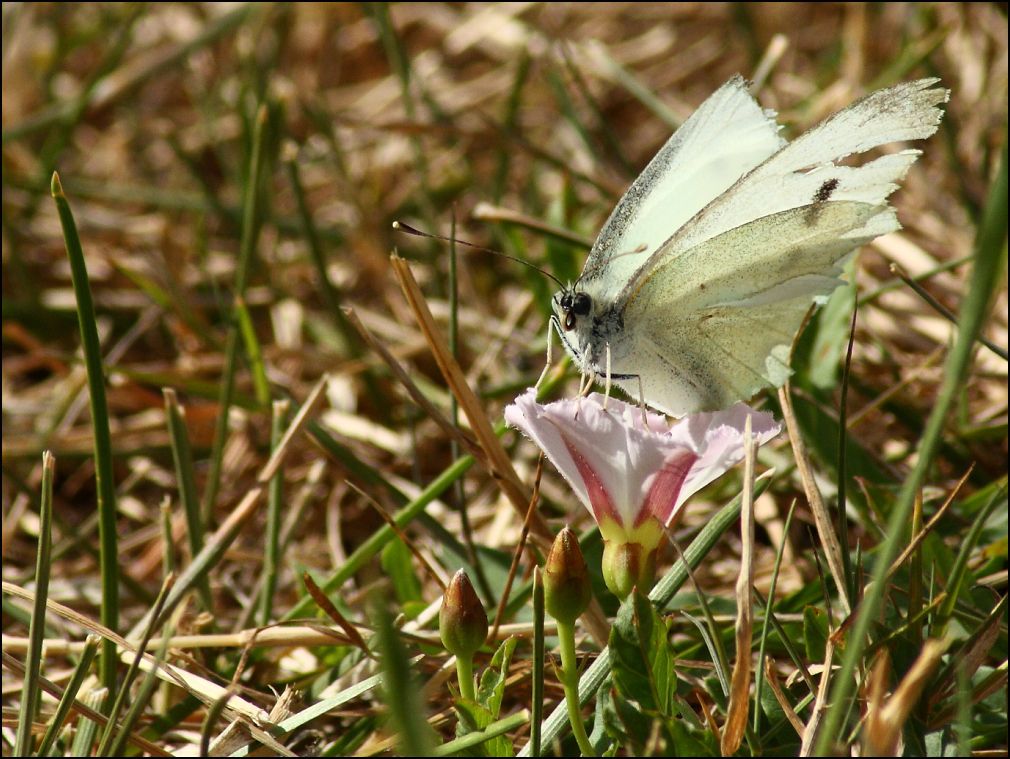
{"left": 505, "top": 389, "right": 781, "bottom": 598}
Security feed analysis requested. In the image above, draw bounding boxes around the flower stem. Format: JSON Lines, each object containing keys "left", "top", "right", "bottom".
{"left": 556, "top": 620, "right": 594, "bottom": 756}
{"left": 455, "top": 655, "right": 476, "bottom": 702}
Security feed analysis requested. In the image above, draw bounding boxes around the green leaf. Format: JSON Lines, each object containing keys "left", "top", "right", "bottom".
{"left": 795, "top": 258, "right": 858, "bottom": 390}
{"left": 477, "top": 637, "right": 518, "bottom": 718}
{"left": 454, "top": 700, "right": 512, "bottom": 758}
{"left": 380, "top": 539, "right": 423, "bottom": 605}
{"left": 803, "top": 606, "right": 829, "bottom": 662}
{"left": 667, "top": 714, "right": 720, "bottom": 756}
{"left": 609, "top": 590, "right": 676, "bottom": 716}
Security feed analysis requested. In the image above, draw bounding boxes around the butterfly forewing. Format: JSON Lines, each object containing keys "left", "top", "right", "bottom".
{"left": 578, "top": 75, "right": 785, "bottom": 305}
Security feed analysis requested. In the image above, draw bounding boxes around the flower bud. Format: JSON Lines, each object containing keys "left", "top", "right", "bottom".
{"left": 543, "top": 527, "right": 593, "bottom": 625}
{"left": 439, "top": 570, "right": 488, "bottom": 658}
{"left": 602, "top": 539, "right": 657, "bottom": 599}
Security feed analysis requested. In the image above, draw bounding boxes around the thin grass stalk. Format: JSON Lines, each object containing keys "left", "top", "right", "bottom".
{"left": 0, "top": 649, "right": 172, "bottom": 757}
{"left": 14, "top": 450, "right": 56, "bottom": 756}
{"left": 372, "top": 594, "right": 434, "bottom": 756}
{"left": 837, "top": 297, "right": 858, "bottom": 604}
{"left": 129, "top": 375, "right": 327, "bottom": 638}
{"left": 163, "top": 389, "right": 212, "bottom": 611}
{"left": 235, "top": 295, "right": 271, "bottom": 406}
{"left": 531, "top": 567, "right": 545, "bottom": 759}
{"left": 260, "top": 399, "right": 288, "bottom": 625}
{"left": 69, "top": 689, "right": 107, "bottom": 757}
{"left": 934, "top": 484, "right": 1006, "bottom": 632}
{"left": 753, "top": 499, "right": 798, "bottom": 733}
{"left": 36, "top": 634, "right": 100, "bottom": 757}
{"left": 202, "top": 104, "right": 269, "bottom": 522}
{"left": 815, "top": 142, "right": 1008, "bottom": 754}
{"left": 283, "top": 147, "right": 358, "bottom": 349}
{"left": 107, "top": 620, "right": 175, "bottom": 758}
{"left": 200, "top": 687, "right": 234, "bottom": 757}
{"left": 721, "top": 418, "right": 756, "bottom": 755}
{"left": 96, "top": 574, "right": 176, "bottom": 756}
{"left": 51, "top": 173, "right": 120, "bottom": 696}
{"left": 447, "top": 212, "right": 492, "bottom": 603}
{"left": 432, "top": 711, "right": 531, "bottom": 757}
{"left": 159, "top": 497, "right": 175, "bottom": 577}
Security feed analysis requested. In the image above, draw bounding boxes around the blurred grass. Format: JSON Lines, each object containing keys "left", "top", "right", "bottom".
{"left": 2, "top": 3, "right": 1007, "bottom": 756}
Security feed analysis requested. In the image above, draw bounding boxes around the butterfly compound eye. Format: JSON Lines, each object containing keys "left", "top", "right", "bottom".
{"left": 572, "top": 293, "right": 591, "bottom": 316}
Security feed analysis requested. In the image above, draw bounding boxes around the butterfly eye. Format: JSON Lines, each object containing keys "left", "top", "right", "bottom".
{"left": 572, "top": 293, "right": 591, "bottom": 316}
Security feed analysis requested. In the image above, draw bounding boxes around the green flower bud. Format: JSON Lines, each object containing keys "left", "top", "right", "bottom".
{"left": 439, "top": 570, "right": 488, "bottom": 658}
{"left": 543, "top": 527, "right": 593, "bottom": 625}
{"left": 602, "top": 539, "right": 657, "bottom": 599}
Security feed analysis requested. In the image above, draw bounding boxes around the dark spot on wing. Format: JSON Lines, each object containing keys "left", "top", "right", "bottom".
{"left": 805, "top": 178, "right": 840, "bottom": 225}
{"left": 814, "top": 177, "right": 839, "bottom": 204}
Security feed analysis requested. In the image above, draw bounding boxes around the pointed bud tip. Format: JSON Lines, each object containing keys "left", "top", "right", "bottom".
{"left": 439, "top": 570, "right": 488, "bottom": 659}
{"left": 543, "top": 527, "right": 592, "bottom": 624}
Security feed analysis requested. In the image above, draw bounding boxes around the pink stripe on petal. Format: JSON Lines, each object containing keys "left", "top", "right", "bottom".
{"left": 562, "top": 437, "right": 619, "bottom": 525}
{"left": 640, "top": 449, "right": 698, "bottom": 528}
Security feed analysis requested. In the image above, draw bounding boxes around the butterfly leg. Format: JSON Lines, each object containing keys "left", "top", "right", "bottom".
{"left": 535, "top": 316, "right": 560, "bottom": 391}
{"left": 636, "top": 375, "right": 648, "bottom": 424}
{"left": 603, "top": 342, "right": 613, "bottom": 410}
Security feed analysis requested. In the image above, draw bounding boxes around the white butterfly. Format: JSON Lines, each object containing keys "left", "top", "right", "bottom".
{"left": 551, "top": 75, "right": 949, "bottom": 418}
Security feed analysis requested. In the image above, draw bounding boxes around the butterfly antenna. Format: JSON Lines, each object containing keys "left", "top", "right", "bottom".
{"left": 392, "top": 221, "right": 567, "bottom": 290}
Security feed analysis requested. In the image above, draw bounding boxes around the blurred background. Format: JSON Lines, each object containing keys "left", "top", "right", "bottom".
{"left": 2, "top": 4, "right": 1007, "bottom": 744}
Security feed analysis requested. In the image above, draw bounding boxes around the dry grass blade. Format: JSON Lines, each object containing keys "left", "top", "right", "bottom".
{"left": 346, "top": 480, "right": 448, "bottom": 590}
{"left": 390, "top": 254, "right": 611, "bottom": 644}
{"left": 471, "top": 202, "right": 594, "bottom": 248}
{"left": 799, "top": 640, "right": 835, "bottom": 756}
{"left": 1, "top": 650, "right": 173, "bottom": 757}
{"left": 864, "top": 638, "right": 951, "bottom": 756}
{"left": 389, "top": 254, "right": 551, "bottom": 544}
{"left": 778, "top": 384, "right": 851, "bottom": 615}
{"left": 886, "top": 465, "right": 974, "bottom": 580}
{"left": 343, "top": 305, "right": 481, "bottom": 457}
{"left": 127, "top": 374, "right": 330, "bottom": 639}
{"left": 301, "top": 572, "right": 374, "bottom": 657}
{"left": 491, "top": 455, "right": 543, "bottom": 641}
{"left": 763, "top": 656, "right": 806, "bottom": 737}
{"left": 721, "top": 415, "right": 755, "bottom": 755}
{"left": 4, "top": 583, "right": 270, "bottom": 726}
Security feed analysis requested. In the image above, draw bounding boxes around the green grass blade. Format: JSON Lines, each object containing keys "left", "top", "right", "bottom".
{"left": 372, "top": 594, "right": 435, "bottom": 756}
{"left": 36, "top": 634, "right": 100, "bottom": 756}
{"left": 815, "top": 141, "right": 1008, "bottom": 754}
{"left": 753, "top": 498, "right": 798, "bottom": 733}
{"left": 201, "top": 104, "right": 270, "bottom": 521}
{"left": 96, "top": 574, "right": 175, "bottom": 756}
{"left": 69, "top": 688, "right": 107, "bottom": 757}
{"left": 260, "top": 399, "right": 289, "bottom": 625}
{"left": 234, "top": 295, "right": 271, "bottom": 406}
{"left": 163, "top": 389, "right": 212, "bottom": 612}
{"left": 14, "top": 450, "right": 56, "bottom": 756}
{"left": 433, "top": 710, "right": 531, "bottom": 756}
{"left": 531, "top": 567, "right": 545, "bottom": 758}
{"left": 51, "top": 173, "right": 120, "bottom": 697}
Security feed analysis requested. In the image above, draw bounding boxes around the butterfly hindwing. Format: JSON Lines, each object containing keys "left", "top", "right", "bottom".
{"left": 619, "top": 202, "right": 886, "bottom": 416}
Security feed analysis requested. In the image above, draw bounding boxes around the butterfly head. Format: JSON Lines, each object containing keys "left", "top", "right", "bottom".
{"left": 554, "top": 288, "right": 593, "bottom": 333}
